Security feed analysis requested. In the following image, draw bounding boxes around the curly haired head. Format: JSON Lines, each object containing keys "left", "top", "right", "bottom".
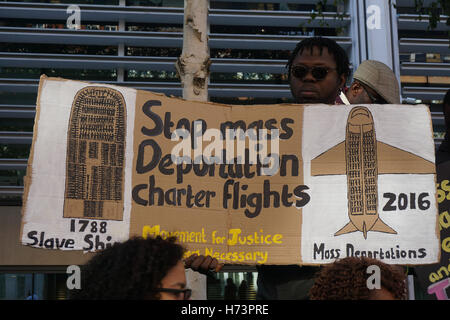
{"left": 70, "top": 236, "right": 185, "bottom": 300}
{"left": 309, "top": 257, "right": 407, "bottom": 300}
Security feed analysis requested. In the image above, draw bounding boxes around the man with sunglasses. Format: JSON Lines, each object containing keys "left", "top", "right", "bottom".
{"left": 188, "top": 42, "right": 402, "bottom": 300}
{"left": 287, "top": 37, "right": 350, "bottom": 105}
{"left": 342, "top": 60, "right": 400, "bottom": 105}
{"left": 252, "top": 37, "right": 352, "bottom": 301}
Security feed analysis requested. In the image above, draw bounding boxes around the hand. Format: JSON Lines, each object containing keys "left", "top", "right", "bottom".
{"left": 184, "top": 254, "right": 224, "bottom": 275}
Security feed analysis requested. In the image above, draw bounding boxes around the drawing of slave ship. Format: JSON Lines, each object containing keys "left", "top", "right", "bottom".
{"left": 311, "top": 106, "right": 435, "bottom": 239}
{"left": 64, "top": 87, "right": 126, "bottom": 220}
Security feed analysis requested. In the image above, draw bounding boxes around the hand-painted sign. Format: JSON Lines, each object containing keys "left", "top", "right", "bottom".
{"left": 20, "top": 76, "right": 440, "bottom": 266}
{"left": 415, "top": 160, "right": 450, "bottom": 300}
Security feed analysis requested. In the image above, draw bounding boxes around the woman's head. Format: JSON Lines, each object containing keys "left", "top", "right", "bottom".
{"left": 309, "top": 256, "right": 407, "bottom": 300}
{"left": 71, "top": 236, "right": 186, "bottom": 300}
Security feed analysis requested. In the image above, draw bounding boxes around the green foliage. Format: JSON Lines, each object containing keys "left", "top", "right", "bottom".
{"left": 403, "top": 0, "right": 449, "bottom": 42}
{"left": 307, "top": 0, "right": 347, "bottom": 26}
{"left": 300, "top": 0, "right": 347, "bottom": 35}
{"left": 401, "top": 0, "right": 450, "bottom": 30}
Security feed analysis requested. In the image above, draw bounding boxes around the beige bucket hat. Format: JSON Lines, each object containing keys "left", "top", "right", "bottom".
{"left": 353, "top": 60, "right": 400, "bottom": 104}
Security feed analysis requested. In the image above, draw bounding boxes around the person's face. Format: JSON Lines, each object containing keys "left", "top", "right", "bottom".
{"left": 289, "top": 46, "right": 346, "bottom": 104}
{"left": 158, "top": 260, "right": 189, "bottom": 300}
{"left": 347, "top": 81, "right": 373, "bottom": 104}
{"left": 347, "top": 81, "right": 386, "bottom": 105}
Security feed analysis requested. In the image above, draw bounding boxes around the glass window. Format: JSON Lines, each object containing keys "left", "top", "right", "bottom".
{"left": 0, "top": 68, "right": 117, "bottom": 81}
{"left": 0, "top": 273, "right": 71, "bottom": 300}
{"left": 210, "top": 2, "right": 339, "bottom": 12}
{"left": 0, "top": 145, "right": 31, "bottom": 159}
{"left": 3, "top": 0, "right": 119, "bottom": 5}
{"left": 0, "top": 43, "right": 118, "bottom": 56}
{"left": 0, "top": 93, "right": 37, "bottom": 105}
{"left": 207, "top": 271, "right": 258, "bottom": 300}
{"left": 0, "top": 169, "right": 26, "bottom": 187}
{"left": 1, "top": 18, "right": 118, "bottom": 31}
{"left": 126, "top": 70, "right": 179, "bottom": 82}
{"left": 211, "top": 97, "right": 294, "bottom": 105}
{"left": 211, "top": 72, "right": 287, "bottom": 84}
{"left": 211, "top": 24, "right": 339, "bottom": 37}
{"left": 0, "top": 194, "right": 22, "bottom": 206}
{"left": 0, "top": 274, "right": 33, "bottom": 300}
{"left": 0, "top": 119, "right": 34, "bottom": 132}
{"left": 126, "top": 23, "right": 182, "bottom": 33}
{"left": 126, "top": 47, "right": 181, "bottom": 57}
{"left": 211, "top": 48, "right": 291, "bottom": 60}
{"left": 126, "top": 0, "right": 183, "bottom": 7}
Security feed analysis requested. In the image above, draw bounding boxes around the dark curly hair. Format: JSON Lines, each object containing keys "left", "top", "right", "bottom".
{"left": 70, "top": 236, "right": 185, "bottom": 300}
{"left": 309, "top": 257, "right": 407, "bottom": 300}
{"left": 286, "top": 36, "right": 351, "bottom": 80}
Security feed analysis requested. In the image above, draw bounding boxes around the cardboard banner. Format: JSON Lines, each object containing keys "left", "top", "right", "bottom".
{"left": 20, "top": 76, "right": 440, "bottom": 266}
{"left": 415, "top": 160, "right": 450, "bottom": 300}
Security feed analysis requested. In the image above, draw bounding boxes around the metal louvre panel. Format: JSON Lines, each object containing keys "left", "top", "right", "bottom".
{"left": 0, "top": 158, "right": 28, "bottom": 170}
{"left": 401, "top": 62, "right": 450, "bottom": 77}
{"left": 0, "top": 131, "right": 33, "bottom": 144}
{"left": 0, "top": 1, "right": 353, "bottom": 194}
{"left": 399, "top": 38, "right": 450, "bottom": 54}
{"left": 211, "top": 34, "right": 351, "bottom": 50}
{"left": 0, "top": 78, "right": 291, "bottom": 97}
{"left": 0, "top": 2, "right": 352, "bottom": 99}
{"left": 402, "top": 86, "right": 448, "bottom": 100}
{"left": 397, "top": 13, "right": 449, "bottom": 31}
{"left": 0, "top": 52, "right": 180, "bottom": 71}
{"left": 0, "top": 52, "right": 352, "bottom": 75}
{"left": 0, "top": 186, "right": 23, "bottom": 196}
{"left": 0, "top": 2, "right": 185, "bottom": 24}
{"left": 0, "top": 27, "right": 184, "bottom": 47}
{"left": 395, "top": 0, "right": 449, "bottom": 137}
{"left": 0, "top": 2, "right": 350, "bottom": 27}
{"left": 0, "top": 27, "right": 352, "bottom": 50}
{"left": 210, "top": 10, "right": 349, "bottom": 27}
{"left": 0, "top": 105, "right": 36, "bottom": 118}
{"left": 0, "top": 52, "right": 286, "bottom": 73}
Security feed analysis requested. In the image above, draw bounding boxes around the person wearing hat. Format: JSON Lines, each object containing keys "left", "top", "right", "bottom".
{"left": 337, "top": 60, "right": 401, "bottom": 105}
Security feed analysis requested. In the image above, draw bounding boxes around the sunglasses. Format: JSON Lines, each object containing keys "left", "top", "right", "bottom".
{"left": 359, "top": 82, "right": 387, "bottom": 104}
{"left": 156, "top": 287, "right": 192, "bottom": 300}
{"left": 291, "top": 65, "right": 336, "bottom": 81}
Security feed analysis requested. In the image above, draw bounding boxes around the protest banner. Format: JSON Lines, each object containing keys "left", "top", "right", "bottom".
{"left": 20, "top": 76, "right": 440, "bottom": 266}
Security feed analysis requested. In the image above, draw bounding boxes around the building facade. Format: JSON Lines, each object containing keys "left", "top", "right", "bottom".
{"left": 0, "top": 0, "right": 448, "bottom": 299}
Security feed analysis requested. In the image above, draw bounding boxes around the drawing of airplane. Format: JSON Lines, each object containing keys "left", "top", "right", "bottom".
{"left": 310, "top": 106, "right": 435, "bottom": 239}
